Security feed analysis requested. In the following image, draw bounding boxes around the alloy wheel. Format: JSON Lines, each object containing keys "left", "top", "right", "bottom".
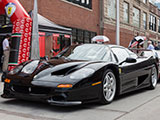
{"left": 103, "top": 71, "right": 116, "bottom": 102}
{"left": 151, "top": 66, "right": 158, "bottom": 88}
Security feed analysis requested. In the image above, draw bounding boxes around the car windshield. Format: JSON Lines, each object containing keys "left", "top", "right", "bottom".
{"left": 59, "top": 44, "right": 111, "bottom": 61}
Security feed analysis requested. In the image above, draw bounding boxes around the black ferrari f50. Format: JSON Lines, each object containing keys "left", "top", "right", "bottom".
{"left": 2, "top": 44, "right": 159, "bottom": 106}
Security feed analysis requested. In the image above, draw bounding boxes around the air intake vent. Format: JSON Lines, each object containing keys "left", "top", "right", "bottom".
{"left": 51, "top": 65, "right": 78, "bottom": 76}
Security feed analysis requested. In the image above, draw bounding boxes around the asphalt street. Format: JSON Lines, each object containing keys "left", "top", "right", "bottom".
{"left": 0, "top": 81, "right": 160, "bottom": 120}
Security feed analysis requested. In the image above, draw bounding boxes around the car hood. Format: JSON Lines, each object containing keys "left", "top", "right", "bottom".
{"left": 32, "top": 59, "right": 110, "bottom": 83}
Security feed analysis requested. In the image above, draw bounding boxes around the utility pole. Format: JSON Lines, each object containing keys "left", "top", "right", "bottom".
{"left": 116, "top": 0, "right": 120, "bottom": 45}
{"left": 31, "top": 0, "right": 40, "bottom": 59}
{"left": 99, "top": 0, "right": 104, "bottom": 35}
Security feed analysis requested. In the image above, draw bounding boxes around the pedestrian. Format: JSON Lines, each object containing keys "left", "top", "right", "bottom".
{"left": 147, "top": 40, "right": 154, "bottom": 50}
{"left": 0, "top": 37, "right": 4, "bottom": 72}
{"left": 154, "top": 42, "right": 159, "bottom": 50}
{"left": 2, "top": 34, "right": 11, "bottom": 72}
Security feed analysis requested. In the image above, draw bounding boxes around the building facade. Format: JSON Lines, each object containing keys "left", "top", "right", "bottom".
{"left": 103, "top": 0, "right": 160, "bottom": 47}
{"left": 1, "top": 0, "right": 160, "bottom": 49}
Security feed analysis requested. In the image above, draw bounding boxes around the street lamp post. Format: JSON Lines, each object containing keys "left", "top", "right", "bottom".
{"left": 31, "top": 0, "right": 40, "bottom": 59}
{"left": 116, "top": 0, "right": 120, "bottom": 45}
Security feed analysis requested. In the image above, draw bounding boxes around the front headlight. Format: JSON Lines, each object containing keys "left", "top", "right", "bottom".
{"left": 70, "top": 68, "right": 95, "bottom": 80}
{"left": 9, "top": 65, "right": 23, "bottom": 75}
{"left": 21, "top": 60, "right": 39, "bottom": 74}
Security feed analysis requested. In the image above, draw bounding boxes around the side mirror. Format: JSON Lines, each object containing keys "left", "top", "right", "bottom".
{"left": 119, "top": 57, "right": 137, "bottom": 65}
{"left": 125, "top": 57, "right": 137, "bottom": 63}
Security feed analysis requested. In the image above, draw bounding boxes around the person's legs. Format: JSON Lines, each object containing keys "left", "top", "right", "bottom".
{"left": 2, "top": 50, "right": 9, "bottom": 72}
{"left": 0, "top": 54, "right": 3, "bottom": 72}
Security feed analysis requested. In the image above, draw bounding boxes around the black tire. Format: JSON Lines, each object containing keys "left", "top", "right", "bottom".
{"left": 149, "top": 65, "right": 158, "bottom": 89}
{"left": 100, "top": 69, "right": 116, "bottom": 104}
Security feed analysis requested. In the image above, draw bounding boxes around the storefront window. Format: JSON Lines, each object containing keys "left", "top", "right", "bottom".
{"left": 143, "top": 12, "right": 147, "bottom": 30}
{"left": 84, "top": 31, "right": 90, "bottom": 43}
{"left": 123, "top": 2, "right": 129, "bottom": 23}
{"left": 158, "top": 19, "right": 160, "bottom": 33}
{"left": 149, "top": 14, "right": 156, "bottom": 32}
{"left": 77, "top": 29, "right": 83, "bottom": 44}
{"left": 72, "top": 28, "right": 96, "bottom": 44}
{"left": 133, "top": 7, "right": 140, "bottom": 28}
{"left": 107, "top": 0, "right": 116, "bottom": 19}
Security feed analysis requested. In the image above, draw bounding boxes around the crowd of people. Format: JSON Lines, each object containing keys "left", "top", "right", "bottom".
{"left": 147, "top": 41, "right": 160, "bottom": 50}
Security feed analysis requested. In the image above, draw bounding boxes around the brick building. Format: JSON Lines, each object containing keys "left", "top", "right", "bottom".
{"left": 102, "top": 0, "right": 160, "bottom": 47}
{"left": 19, "top": 0, "right": 99, "bottom": 43}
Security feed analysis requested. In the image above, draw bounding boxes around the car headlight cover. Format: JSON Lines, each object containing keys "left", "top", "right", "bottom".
{"left": 21, "top": 60, "right": 39, "bottom": 74}
{"left": 9, "top": 65, "right": 23, "bottom": 75}
{"left": 70, "top": 68, "right": 95, "bottom": 79}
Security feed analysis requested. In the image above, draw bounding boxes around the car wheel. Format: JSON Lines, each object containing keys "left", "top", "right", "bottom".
{"left": 149, "top": 65, "right": 158, "bottom": 89}
{"left": 100, "top": 69, "right": 116, "bottom": 104}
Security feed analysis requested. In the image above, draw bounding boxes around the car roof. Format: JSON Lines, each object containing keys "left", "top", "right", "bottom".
{"left": 97, "top": 44, "right": 126, "bottom": 49}
{"left": 81, "top": 43, "right": 124, "bottom": 49}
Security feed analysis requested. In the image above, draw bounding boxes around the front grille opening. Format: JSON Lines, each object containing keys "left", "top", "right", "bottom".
{"left": 12, "top": 85, "right": 51, "bottom": 94}
{"left": 31, "top": 87, "right": 51, "bottom": 94}
{"left": 52, "top": 95, "right": 66, "bottom": 101}
{"left": 13, "top": 85, "right": 29, "bottom": 94}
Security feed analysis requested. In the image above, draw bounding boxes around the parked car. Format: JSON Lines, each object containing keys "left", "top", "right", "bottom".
{"left": 143, "top": 50, "right": 160, "bottom": 78}
{"left": 2, "top": 44, "right": 159, "bottom": 106}
{"left": 130, "top": 48, "right": 160, "bottom": 78}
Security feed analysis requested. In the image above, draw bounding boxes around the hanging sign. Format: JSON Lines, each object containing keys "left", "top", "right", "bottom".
{"left": 64, "top": 35, "right": 70, "bottom": 38}
{"left": 5, "top": 3, "right": 16, "bottom": 17}
{"left": 53, "top": 34, "right": 59, "bottom": 37}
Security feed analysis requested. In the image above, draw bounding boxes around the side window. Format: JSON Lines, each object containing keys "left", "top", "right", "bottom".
{"left": 125, "top": 48, "right": 138, "bottom": 58}
{"left": 101, "top": 47, "right": 117, "bottom": 62}
{"left": 102, "top": 48, "right": 112, "bottom": 62}
{"left": 110, "top": 52, "right": 117, "bottom": 62}
{"left": 112, "top": 47, "right": 130, "bottom": 63}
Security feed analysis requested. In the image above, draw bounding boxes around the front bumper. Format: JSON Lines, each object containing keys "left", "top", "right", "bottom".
{"left": 47, "top": 99, "right": 82, "bottom": 106}
{"left": 2, "top": 83, "right": 100, "bottom": 106}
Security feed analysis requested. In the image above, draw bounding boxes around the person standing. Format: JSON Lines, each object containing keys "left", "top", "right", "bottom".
{"left": 2, "top": 34, "right": 11, "bottom": 72}
{"left": 147, "top": 41, "right": 154, "bottom": 50}
{"left": 154, "top": 42, "right": 160, "bottom": 50}
{"left": 0, "top": 37, "right": 4, "bottom": 71}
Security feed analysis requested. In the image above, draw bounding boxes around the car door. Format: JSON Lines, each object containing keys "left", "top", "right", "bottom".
{"left": 111, "top": 47, "right": 150, "bottom": 94}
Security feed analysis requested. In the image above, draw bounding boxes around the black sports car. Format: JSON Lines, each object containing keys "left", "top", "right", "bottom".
{"left": 2, "top": 44, "right": 159, "bottom": 106}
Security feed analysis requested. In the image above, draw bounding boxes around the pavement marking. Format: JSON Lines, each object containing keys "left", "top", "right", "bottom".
{"left": 0, "top": 109, "right": 61, "bottom": 120}
{"left": 114, "top": 95, "right": 160, "bottom": 120}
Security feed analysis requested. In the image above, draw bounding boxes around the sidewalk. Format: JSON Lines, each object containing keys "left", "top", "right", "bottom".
{"left": 117, "top": 96, "right": 160, "bottom": 120}
{"left": 0, "top": 78, "right": 35, "bottom": 120}
{"left": 0, "top": 113, "right": 35, "bottom": 120}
